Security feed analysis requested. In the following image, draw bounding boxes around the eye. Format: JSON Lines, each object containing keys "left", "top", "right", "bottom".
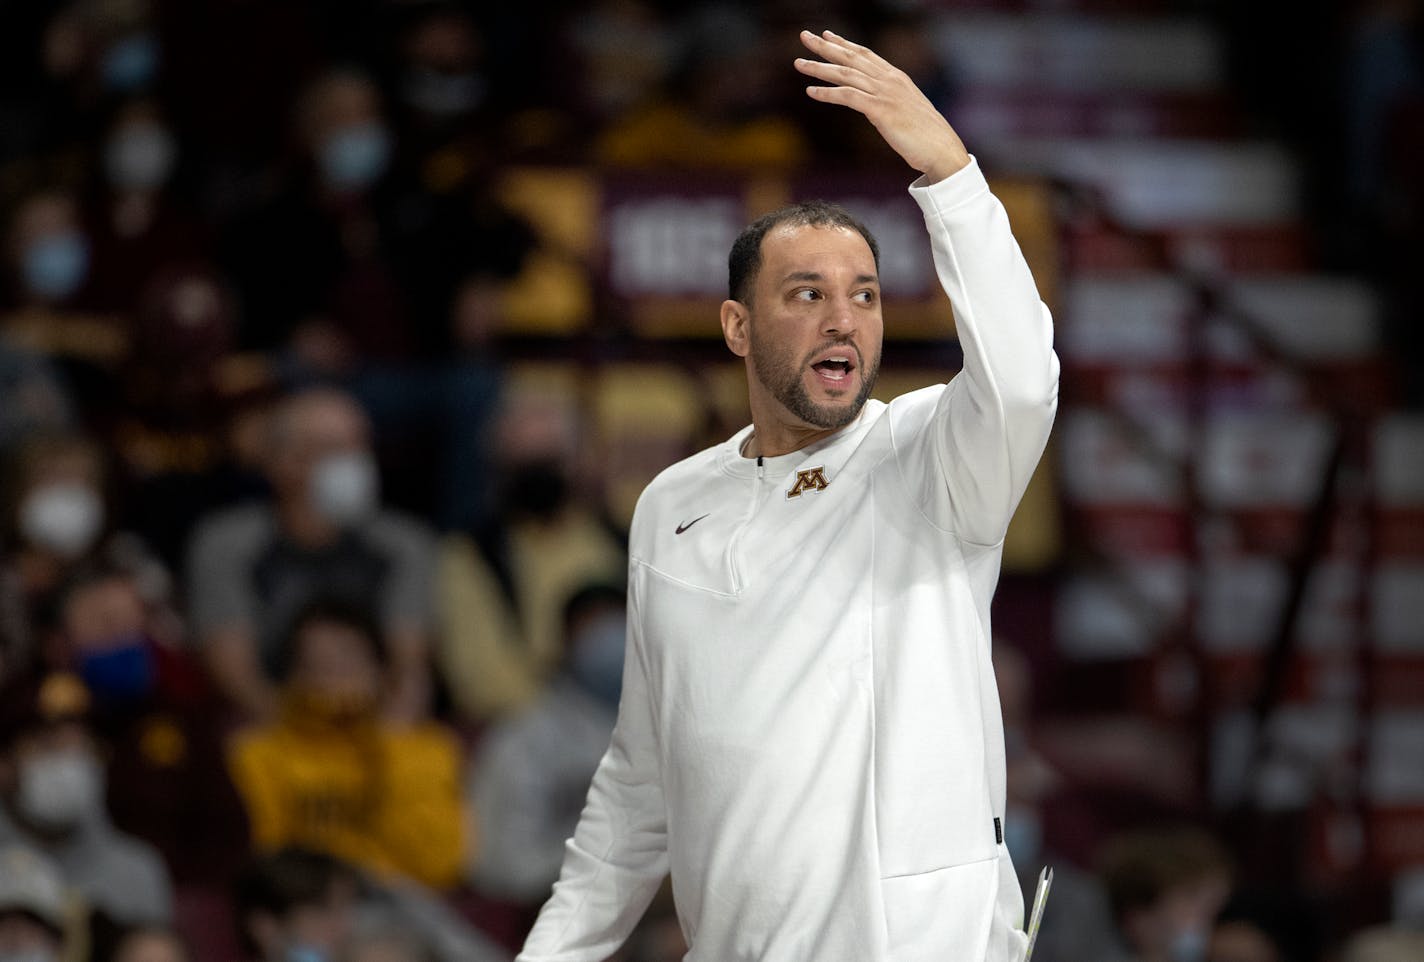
{"left": 853, "top": 289, "right": 877, "bottom": 304}
{"left": 793, "top": 288, "right": 821, "bottom": 302}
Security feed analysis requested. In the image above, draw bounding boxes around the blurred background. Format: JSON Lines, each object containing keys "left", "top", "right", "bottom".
{"left": 0, "top": 1, "right": 1419, "bottom": 961}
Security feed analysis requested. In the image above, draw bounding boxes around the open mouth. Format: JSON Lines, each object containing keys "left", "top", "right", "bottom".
{"left": 810, "top": 351, "right": 856, "bottom": 388}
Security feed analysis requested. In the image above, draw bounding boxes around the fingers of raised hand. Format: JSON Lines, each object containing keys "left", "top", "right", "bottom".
{"left": 793, "top": 56, "right": 868, "bottom": 89}
{"left": 800, "top": 29, "right": 888, "bottom": 73}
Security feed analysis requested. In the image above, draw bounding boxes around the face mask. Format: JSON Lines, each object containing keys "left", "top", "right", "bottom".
{"left": 403, "top": 67, "right": 485, "bottom": 118}
{"left": 283, "top": 946, "right": 329, "bottom": 962}
{"left": 1167, "top": 925, "right": 1209, "bottom": 962}
{"left": 317, "top": 123, "right": 391, "bottom": 192}
{"left": 500, "top": 459, "right": 569, "bottom": 519}
{"left": 18, "top": 482, "right": 104, "bottom": 558}
{"left": 569, "top": 611, "right": 626, "bottom": 707}
{"left": 309, "top": 452, "right": 379, "bottom": 526}
{"left": 103, "top": 123, "right": 176, "bottom": 190}
{"left": 78, "top": 635, "right": 156, "bottom": 703}
{"left": 22, "top": 231, "right": 90, "bottom": 301}
{"left": 1002, "top": 807, "right": 1042, "bottom": 867}
{"left": 100, "top": 32, "right": 159, "bottom": 92}
{"left": 16, "top": 748, "right": 104, "bottom": 831}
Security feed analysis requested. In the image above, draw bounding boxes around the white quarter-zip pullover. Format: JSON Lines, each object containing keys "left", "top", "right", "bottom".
{"left": 519, "top": 156, "right": 1059, "bottom": 962}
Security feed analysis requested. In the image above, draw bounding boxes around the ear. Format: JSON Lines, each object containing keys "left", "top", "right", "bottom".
{"left": 720, "top": 299, "right": 750, "bottom": 358}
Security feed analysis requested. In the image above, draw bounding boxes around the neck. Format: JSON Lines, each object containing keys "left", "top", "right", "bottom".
{"left": 743, "top": 404, "right": 852, "bottom": 459}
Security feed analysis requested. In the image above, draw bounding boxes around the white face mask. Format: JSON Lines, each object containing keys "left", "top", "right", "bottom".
{"left": 309, "top": 452, "right": 379, "bottom": 526}
{"left": 16, "top": 748, "right": 104, "bottom": 831}
{"left": 18, "top": 482, "right": 104, "bottom": 558}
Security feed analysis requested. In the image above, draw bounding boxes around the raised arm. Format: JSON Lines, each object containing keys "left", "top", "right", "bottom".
{"left": 798, "top": 29, "right": 1059, "bottom": 545}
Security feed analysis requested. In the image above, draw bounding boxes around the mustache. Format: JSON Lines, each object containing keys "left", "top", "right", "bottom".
{"left": 803, "top": 338, "right": 862, "bottom": 367}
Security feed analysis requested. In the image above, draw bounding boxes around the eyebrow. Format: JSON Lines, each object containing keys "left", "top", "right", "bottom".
{"left": 780, "top": 271, "right": 880, "bottom": 286}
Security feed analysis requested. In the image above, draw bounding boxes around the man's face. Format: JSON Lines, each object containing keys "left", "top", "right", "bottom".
{"left": 269, "top": 393, "right": 373, "bottom": 502}
{"left": 743, "top": 224, "right": 883, "bottom": 433}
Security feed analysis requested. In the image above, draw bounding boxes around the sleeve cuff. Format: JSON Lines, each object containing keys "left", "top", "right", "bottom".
{"left": 908, "top": 155, "right": 990, "bottom": 219}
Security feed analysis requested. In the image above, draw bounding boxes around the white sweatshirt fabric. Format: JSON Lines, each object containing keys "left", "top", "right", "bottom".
{"left": 518, "top": 157, "right": 1060, "bottom": 962}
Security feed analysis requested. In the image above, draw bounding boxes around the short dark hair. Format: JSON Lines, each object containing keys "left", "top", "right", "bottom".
{"left": 277, "top": 596, "right": 386, "bottom": 679}
{"left": 235, "top": 848, "right": 357, "bottom": 955}
{"left": 727, "top": 201, "right": 880, "bottom": 303}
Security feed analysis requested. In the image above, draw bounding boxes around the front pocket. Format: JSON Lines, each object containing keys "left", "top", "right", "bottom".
{"left": 881, "top": 855, "right": 999, "bottom": 961}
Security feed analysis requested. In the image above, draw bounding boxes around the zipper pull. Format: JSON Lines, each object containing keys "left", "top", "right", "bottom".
{"left": 756, "top": 455, "right": 764, "bottom": 480}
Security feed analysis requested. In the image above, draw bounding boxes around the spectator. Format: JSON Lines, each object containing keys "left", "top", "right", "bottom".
{"left": 83, "top": 97, "right": 209, "bottom": 317}
{"left": 236, "top": 848, "right": 507, "bottom": 962}
{"left": 437, "top": 390, "right": 625, "bottom": 721}
{"left": 236, "top": 848, "right": 360, "bottom": 962}
{"left": 0, "top": 844, "right": 71, "bottom": 962}
{"left": 114, "top": 266, "right": 271, "bottom": 569}
{"left": 186, "top": 387, "right": 435, "bottom": 721}
{"left": 2, "top": 190, "right": 127, "bottom": 387}
{"left": 0, "top": 671, "right": 172, "bottom": 926}
{"left": 466, "top": 583, "right": 626, "bottom": 906}
{"left": 52, "top": 564, "right": 248, "bottom": 887}
{"left": 227, "top": 600, "right": 467, "bottom": 890}
{"left": 1100, "top": 826, "right": 1234, "bottom": 962}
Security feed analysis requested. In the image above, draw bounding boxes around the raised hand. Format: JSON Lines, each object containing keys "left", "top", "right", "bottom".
{"left": 795, "top": 29, "right": 971, "bottom": 183}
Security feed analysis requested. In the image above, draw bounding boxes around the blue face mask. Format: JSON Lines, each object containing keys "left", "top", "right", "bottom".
{"left": 23, "top": 231, "right": 89, "bottom": 301}
{"left": 283, "top": 947, "right": 328, "bottom": 962}
{"left": 569, "top": 612, "right": 626, "bottom": 707}
{"left": 1168, "top": 925, "right": 1209, "bottom": 962}
{"left": 101, "top": 33, "right": 160, "bottom": 92}
{"left": 78, "top": 634, "right": 156, "bottom": 703}
{"left": 317, "top": 123, "right": 391, "bottom": 192}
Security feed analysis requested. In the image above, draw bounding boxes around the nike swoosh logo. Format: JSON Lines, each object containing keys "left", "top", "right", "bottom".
{"left": 675, "top": 514, "right": 710, "bottom": 535}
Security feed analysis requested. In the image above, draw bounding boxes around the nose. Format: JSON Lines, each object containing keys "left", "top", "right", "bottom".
{"left": 821, "top": 295, "right": 857, "bottom": 338}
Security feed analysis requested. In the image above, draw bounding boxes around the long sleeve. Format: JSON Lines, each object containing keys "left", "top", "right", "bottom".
{"left": 517, "top": 576, "right": 668, "bottom": 961}
{"left": 898, "top": 156, "right": 1060, "bottom": 547}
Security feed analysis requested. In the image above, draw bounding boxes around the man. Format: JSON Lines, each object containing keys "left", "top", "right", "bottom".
{"left": 519, "top": 29, "right": 1058, "bottom": 962}
{"left": 186, "top": 387, "right": 436, "bottom": 721}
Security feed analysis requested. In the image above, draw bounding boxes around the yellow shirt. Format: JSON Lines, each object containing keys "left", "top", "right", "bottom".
{"left": 228, "top": 715, "right": 467, "bottom": 890}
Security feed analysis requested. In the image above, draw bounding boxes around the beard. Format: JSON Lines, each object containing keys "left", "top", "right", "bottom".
{"left": 748, "top": 322, "right": 881, "bottom": 431}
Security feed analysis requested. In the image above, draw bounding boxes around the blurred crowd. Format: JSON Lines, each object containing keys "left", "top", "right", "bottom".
{"left": 0, "top": 2, "right": 1419, "bottom": 962}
